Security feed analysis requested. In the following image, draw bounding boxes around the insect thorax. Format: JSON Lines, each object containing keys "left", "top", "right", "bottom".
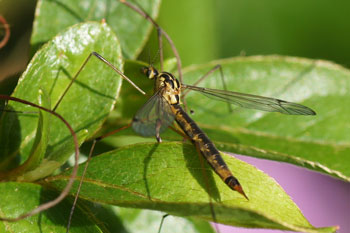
{"left": 155, "top": 72, "right": 181, "bottom": 105}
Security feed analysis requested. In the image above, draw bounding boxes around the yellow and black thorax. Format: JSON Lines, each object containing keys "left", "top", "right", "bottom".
{"left": 143, "top": 66, "right": 181, "bottom": 105}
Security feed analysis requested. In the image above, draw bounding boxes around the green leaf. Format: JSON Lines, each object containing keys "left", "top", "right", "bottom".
{"left": 115, "top": 208, "right": 215, "bottom": 233}
{"left": 0, "top": 182, "right": 214, "bottom": 233}
{"left": 114, "top": 208, "right": 215, "bottom": 233}
{"left": 0, "top": 90, "right": 50, "bottom": 180}
{"left": 16, "top": 129, "right": 88, "bottom": 182}
{"left": 0, "top": 104, "right": 22, "bottom": 171}
{"left": 45, "top": 142, "right": 337, "bottom": 233}
{"left": 31, "top": 0, "right": 161, "bottom": 59}
{"left": 0, "top": 182, "right": 102, "bottom": 232}
{"left": 178, "top": 56, "right": 350, "bottom": 181}
{"left": 4, "top": 22, "right": 123, "bottom": 168}
{"left": 82, "top": 203, "right": 215, "bottom": 233}
{"left": 22, "top": 90, "right": 51, "bottom": 171}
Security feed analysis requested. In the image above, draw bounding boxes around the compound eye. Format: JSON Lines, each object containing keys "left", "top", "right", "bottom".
{"left": 147, "top": 69, "right": 153, "bottom": 78}
{"left": 141, "top": 67, "right": 148, "bottom": 75}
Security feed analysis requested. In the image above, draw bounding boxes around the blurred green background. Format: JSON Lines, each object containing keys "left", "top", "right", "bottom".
{"left": 153, "top": 0, "right": 350, "bottom": 68}
{"left": 1, "top": 0, "right": 350, "bottom": 88}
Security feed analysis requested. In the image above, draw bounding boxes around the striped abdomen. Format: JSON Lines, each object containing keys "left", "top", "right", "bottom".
{"left": 171, "top": 104, "right": 247, "bottom": 198}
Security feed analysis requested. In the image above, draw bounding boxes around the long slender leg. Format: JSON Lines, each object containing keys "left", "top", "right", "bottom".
{"left": 182, "top": 64, "right": 233, "bottom": 112}
{"left": 120, "top": 0, "right": 164, "bottom": 71}
{"left": 66, "top": 123, "right": 132, "bottom": 232}
{"left": 155, "top": 118, "right": 162, "bottom": 143}
{"left": 66, "top": 138, "right": 97, "bottom": 233}
{"left": 47, "top": 51, "right": 144, "bottom": 230}
{"left": 0, "top": 95, "right": 80, "bottom": 223}
{"left": 0, "top": 15, "right": 10, "bottom": 49}
{"left": 53, "top": 52, "right": 145, "bottom": 112}
{"left": 119, "top": 1, "right": 193, "bottom": 113}
{"left": 157, "top": 27, "right": 164, "bottom": 72}
{"left": 168, "top": 125, "right": 187, "bottom": 139}
{"left": 157, "top": 214, "right": 169, "bottom": 233}
{"left": 120, "top": 1, "right": 183, "bottom": 84}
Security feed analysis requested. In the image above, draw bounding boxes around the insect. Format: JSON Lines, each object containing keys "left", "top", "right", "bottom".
{"left": 63, "top": 1, "right": 317, "bottom": 232}
{"left": 118, "top": 0, "right": 316, "bottom": 200}
{"left": 132, "top": 65, "right": 316, "bottom": 200}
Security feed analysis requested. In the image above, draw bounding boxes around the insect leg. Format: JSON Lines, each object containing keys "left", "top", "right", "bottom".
{"left": 57, "top": 52, "right": 144, "bottom": 231}
{"left": 168, "top": 125, "right": 187, "bottom": 139}
{"left": 155, "top": 118, "right": 162, "bottom": 142}
{"left": 182, "top": 64, "right": 233, "bottom": 112}
{"left": 0, "top": 15, "right": 10, "bottom": 49}
{"left": 0, "top": 95, "right": 80, "bottom": 222}
{"left": 157, "top": 214, "right": 169, "bottom": 233}
{"left": 120, "top": 1, "right": 182, "bottom": 81}
{"left": 53, "top": 51, "right": 145, "bottom": 112}
{"left": 119, "top": 1, "right": 194, "bottom": 113}
{"left": 66, "top": 123, "right": 132, "bottom": 232}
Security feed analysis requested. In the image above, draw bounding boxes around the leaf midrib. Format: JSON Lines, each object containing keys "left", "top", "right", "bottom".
{"left": 200, "top": 121, "right": 350, "bottom": 148}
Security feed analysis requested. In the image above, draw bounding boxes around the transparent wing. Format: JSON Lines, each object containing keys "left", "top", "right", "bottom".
{"left": 132, "top": 89, "right": 175, "bottom": 137}
{"left": 183, "top": 84, "right": 316, "bottom": 115}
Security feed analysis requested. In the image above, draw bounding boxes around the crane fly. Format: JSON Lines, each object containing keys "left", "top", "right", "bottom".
{"left": 57, "top": 1, "right": 317, "bottom": 230}
{"left": 132, "top": 66, "right": 316, "bottom": 199}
